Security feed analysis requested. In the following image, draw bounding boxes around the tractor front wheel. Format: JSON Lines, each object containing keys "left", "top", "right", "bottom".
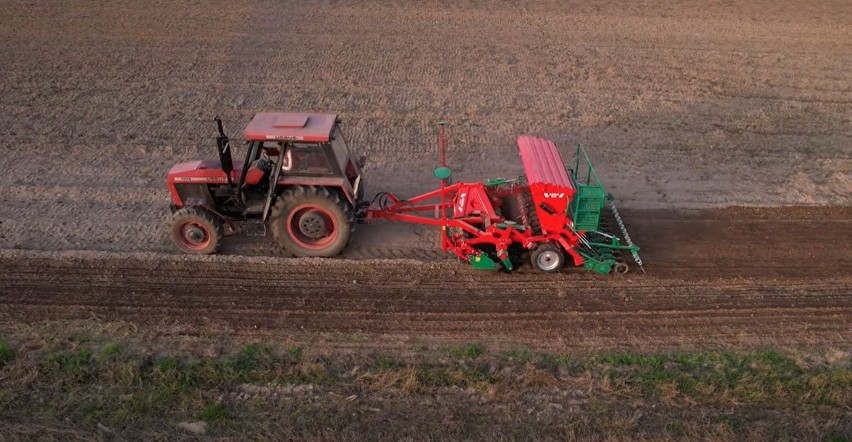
{"left": 271, "top": 186, "right": 353, "bottom": 257}
{"left": 169, "top": 206, "right": 223, "bottom": 255}
{"left": 531, "top": 243, "right": 565, "bottom": 272}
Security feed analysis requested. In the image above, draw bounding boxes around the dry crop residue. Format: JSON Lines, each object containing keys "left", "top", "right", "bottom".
{"left": 0, "top": 1, "right": 850, "bottom": 253}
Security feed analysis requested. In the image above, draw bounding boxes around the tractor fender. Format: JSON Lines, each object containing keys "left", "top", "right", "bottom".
{"left": 274, "top": 182, "right": 355, "bottom": 207}
{"left": 180, "top": 198, "right": 237, "bottom": 235}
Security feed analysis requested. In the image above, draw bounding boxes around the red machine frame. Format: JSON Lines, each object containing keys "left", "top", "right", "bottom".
{"left": 365, "top": 125, "right": 586, "bottom": 270}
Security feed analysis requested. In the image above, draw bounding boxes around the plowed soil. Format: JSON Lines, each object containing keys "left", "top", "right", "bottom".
{"left": 0, "top": 1, "right": 850, "bottom": 354}
{"left": 2, "top": 207, "right": 849, "bottom": 352}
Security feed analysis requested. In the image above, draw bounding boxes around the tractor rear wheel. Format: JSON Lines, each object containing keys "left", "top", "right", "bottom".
{"left": 169, "top": 206, "right": 223, "bottom": 255}
{"left": 531, "top": 243, "right": 564, "bottom": 272}
{"left": 271, "top": 186, "right": 353, "bottom": 257}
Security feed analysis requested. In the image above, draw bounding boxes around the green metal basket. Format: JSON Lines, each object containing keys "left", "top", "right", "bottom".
{"left": 567, "top": 143, "right": 606, "bottom": 232}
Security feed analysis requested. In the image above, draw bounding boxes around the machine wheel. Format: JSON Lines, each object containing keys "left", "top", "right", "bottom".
{"left": 169, "top": 206, "right": 223, "bottom": 255}
{"left": 271, "top": 186, "right": 353, "bottom": 257}
{"left": 531, "top": 243, "right": 565, "bottom": 272}
{"left": 615, "top": 262, "right": 630, "bottom": 274}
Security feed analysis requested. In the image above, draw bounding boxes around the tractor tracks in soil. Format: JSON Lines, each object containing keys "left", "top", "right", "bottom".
{"left": 0, "top": 206, "right": 850, "bottom": 352}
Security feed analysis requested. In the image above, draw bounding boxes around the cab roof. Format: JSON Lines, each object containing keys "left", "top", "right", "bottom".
{"left": 243, "top": 112, "right": 337, "bottom": 142}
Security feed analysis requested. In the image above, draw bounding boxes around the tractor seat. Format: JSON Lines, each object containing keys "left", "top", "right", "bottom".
{"left": 230, "top": 159, "right": 269, "bottom": 186}
{"left": 243, "top": 158, "right": 269, "bottom": 186}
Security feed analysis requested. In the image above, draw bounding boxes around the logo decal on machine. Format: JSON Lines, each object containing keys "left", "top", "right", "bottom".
{"left": 544, "top": 192, "right": 565, "bottom": 198}
{"left": 457, "top": 192, "right": 468, "bottom": 212}
{"left": 174, "top": 177, "right": 227, "bottom": 183}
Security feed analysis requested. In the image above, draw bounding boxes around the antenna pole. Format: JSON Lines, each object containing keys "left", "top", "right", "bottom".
{"left": 438, "top": 121, "right": 447, "bottom": 167}
{"left": 436, "top": 121, "right": 449, "bottom": 249}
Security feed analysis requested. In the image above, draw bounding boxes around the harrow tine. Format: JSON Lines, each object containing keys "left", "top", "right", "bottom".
{"left": 608, "top": 199, "right": 645, "bottom": 273}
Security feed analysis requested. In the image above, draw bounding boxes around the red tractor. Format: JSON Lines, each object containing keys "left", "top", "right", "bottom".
{"left": 166, "top": 113, "right": 363, "bottom": 257}
{"left": 167, "top": 114, "right": 641, "bottom": 274}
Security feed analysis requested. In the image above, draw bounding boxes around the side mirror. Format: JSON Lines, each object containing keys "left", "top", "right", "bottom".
{"left": 433, "top": 166, "right": 452, "bottom": 180}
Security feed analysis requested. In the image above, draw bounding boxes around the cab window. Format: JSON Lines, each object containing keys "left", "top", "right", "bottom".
{"left": 282, "top": 143, "right": 334, "bottom": 175}
{"left": 330, "top": 127, "right": 351, "bottom": 172}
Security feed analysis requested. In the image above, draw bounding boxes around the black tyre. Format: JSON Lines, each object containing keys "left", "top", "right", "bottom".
{"left": 170, "top": 206, "right": 223, "bottom": 255}
{"left": 271, "top": 186, "right": 354, "bottom": 257}
{"left": 530, "top": 243, "right": 565, "bottom": 272}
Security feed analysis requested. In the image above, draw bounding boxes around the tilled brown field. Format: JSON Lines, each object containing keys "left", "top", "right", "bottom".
{"left": 2, "top": 207, "right": 849, "bottom": 353}
{"left": 1, "top": 0, "right": 851, "bottom": 253}
{"left": 0, "top": 1, "right": 850, "bottom": 352}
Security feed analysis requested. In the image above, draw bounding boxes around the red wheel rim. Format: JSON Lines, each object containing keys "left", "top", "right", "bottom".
{"left": 178, "top": 221, "right": 211, "bottom": 251}
{"left": 286, "top": 204, "right": 338, "bottom": 250}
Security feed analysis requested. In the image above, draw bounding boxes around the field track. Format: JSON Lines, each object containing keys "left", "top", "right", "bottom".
{"left": 2, "top": 206, "right": 849, "bottom": 352}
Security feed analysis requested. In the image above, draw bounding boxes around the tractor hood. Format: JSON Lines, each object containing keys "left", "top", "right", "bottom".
{"left": 167, "top": 160, "right": 228, "bottom": 183}
{"left": 168, "top": 160, "right": 198, "bottom": 174}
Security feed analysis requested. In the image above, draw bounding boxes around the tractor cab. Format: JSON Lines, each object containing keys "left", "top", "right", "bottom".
{"left": 244, "top": 113, "right": 357, "bottom": 175}
{"left": 237, "top": 112, "right": 363, "bottom": 203}
{"left": 166, "top": 112, "right": 363, "bottom": 257}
